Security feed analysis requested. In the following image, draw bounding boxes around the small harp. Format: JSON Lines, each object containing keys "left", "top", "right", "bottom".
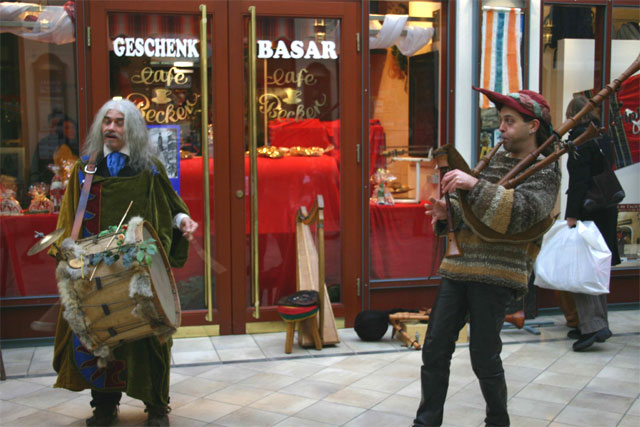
{"left": 296, "top": 195, "right": 340, "bottom": 347}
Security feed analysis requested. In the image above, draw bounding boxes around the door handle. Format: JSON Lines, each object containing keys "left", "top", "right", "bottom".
{"left": 235, "top": 190, "right": 244, "bottom": 198}
{"left": 199, "top": 4, "right": 214, "bottom": 323}
{"left": 248, "top": 5, "right": 260, "bottom": 319}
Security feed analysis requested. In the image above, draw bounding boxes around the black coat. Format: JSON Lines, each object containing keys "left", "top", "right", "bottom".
{"left": 565, "top": 126, "right": 621, "bottom": 266}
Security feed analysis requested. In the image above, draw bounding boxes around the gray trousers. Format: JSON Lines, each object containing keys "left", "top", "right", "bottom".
{"left": 573, "top": 293, "right": 608, "bottom": 334}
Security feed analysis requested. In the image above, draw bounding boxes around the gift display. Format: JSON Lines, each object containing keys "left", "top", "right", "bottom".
{"left": 370, "top": 168, "right": 396, "bottom": 205}
{"left": 27, "top": 182, "right": 54, "bottom": 213}
{"left": 250, "top": 144, "right": 335, "bottom": 159}
{"left": 49, "top": 165, "right": 64, "bottom": 212}
{"left": 0, "top": 175, "right": 22, "bottom": 216}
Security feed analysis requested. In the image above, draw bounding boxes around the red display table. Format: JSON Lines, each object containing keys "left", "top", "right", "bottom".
{"left": 1, "top": 213, "right": 59, "bottom": 297}
{"left": 369, "top": 201, "right": 440, "bottom": 279}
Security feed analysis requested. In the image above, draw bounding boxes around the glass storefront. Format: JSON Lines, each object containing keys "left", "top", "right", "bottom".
{"left": 1, "top": 1, "right": 78, "bottom": 298}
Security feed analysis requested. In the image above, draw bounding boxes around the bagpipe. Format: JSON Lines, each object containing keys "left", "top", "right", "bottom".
{"left": 435, "top": 54, "right": 640, "bottom": 257}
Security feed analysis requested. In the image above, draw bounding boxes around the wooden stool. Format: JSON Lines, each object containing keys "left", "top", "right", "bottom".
{"left": 277, "top": 304, "right": 322, "bottom": 354}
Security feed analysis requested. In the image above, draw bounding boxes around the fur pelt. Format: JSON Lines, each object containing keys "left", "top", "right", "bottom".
{"left": 129, "top": 271, "right": 176, "bottom": 342}
{"left": 124, "top": 216, "right": 144, "bottom": 245}
{"left": 56, "top": 260, "right": 111, "bottom": 367}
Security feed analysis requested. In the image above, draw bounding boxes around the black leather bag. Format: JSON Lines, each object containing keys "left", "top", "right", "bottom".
{"left": 583, "top": 152, "right": 625, "bottom": 213}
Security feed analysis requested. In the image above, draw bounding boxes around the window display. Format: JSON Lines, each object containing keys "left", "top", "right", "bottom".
{"left": 368, "top": 1, "right": 444, "bottom": 280}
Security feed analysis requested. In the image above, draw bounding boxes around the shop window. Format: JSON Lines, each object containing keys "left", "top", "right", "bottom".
{"left": 476, "top": 0, "right": 527, "bottom": 162}
{"left": 244, "top": 16, "right": 343, "bottom": 305}
{"left": 542, "top": 4, "right": 598, "bottom": 129}
{"left": 611, "top": 4, "right": 640, "bottom": 268}
{"left": 542, "top": 2, "right": 640, "bottom": 270}
{"left": 368, "top": 1, "right": 444, "bottom": 280}
{"left": 0, "top": 1, "right": 78, "bottom": 298}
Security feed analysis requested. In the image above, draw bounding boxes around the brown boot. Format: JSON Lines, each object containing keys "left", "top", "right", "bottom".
{"left": 145, "top": 404, "right": 170, "bottom": 426}
{"left": 86, "top": 405, "right": 118, "bottom": 426}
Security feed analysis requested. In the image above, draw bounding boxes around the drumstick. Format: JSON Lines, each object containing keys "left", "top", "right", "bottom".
{"left": 89, "top": 201, "right": 134, "bottom": 280}
{"left": 106, "top": 201, "right": 135, "bottom": 248}
{"left": 190, "top": 238, "right": 227, "bottom": 273}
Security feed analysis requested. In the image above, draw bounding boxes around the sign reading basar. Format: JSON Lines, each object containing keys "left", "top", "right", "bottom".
{"left": 257, "top": 40, "right": 338, "bottom": 59}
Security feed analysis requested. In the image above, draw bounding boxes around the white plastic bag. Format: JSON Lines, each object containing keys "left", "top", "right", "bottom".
{"left": 534, "top": 220, "right": 611, "bottom": 295}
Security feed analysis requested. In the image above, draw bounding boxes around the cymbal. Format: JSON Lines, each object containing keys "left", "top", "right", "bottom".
{"left": 27, "top": 228, "right": 66, "bottom": 256}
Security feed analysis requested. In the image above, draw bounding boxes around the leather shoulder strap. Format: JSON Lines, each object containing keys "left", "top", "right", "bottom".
{"left": 70, "top": 152, "right": 99, "bottom": 240}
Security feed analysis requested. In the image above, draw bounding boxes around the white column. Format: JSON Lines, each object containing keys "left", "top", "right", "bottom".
{"left": 454, "top": 0, "right": 475, "bottom": 165}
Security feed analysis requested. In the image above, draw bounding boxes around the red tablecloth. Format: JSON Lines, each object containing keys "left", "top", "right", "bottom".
{"left": 370, "top": 201, "right": 441, "bottom": 279}
{"left": 1, "top": 214, "right": 59, "bottom": 297}
{"left": 179, "top": 155, "right": 341, "bottom": 305}
{"left": 180, "top": 155, "right": 340, "bottom": 233}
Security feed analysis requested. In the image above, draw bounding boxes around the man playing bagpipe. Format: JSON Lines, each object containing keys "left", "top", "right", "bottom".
{"left": 415, "top": 89, "right": 561, "bottom": 427}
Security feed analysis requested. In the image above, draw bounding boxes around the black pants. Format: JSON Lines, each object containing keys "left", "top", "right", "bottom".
{"left": 90, "top": 390, "right": 122, "bottom": 408}
{"left": 414, "top": 278, "right": 513, "bottom": 427}
{"left": 90, "top": 390, "right": 167, "bottom": 410}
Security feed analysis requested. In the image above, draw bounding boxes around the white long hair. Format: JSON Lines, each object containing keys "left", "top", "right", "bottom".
{"left": 83, "top": 99, "right": 156, "bottom": 172}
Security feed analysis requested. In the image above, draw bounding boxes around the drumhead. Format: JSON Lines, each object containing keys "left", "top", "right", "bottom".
{"left": 143, "top": 221, "right": 181, "bottom": 328}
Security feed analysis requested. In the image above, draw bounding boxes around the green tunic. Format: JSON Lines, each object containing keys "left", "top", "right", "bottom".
{"left": 52, "top": 156, "right": 189, "bottom": 406}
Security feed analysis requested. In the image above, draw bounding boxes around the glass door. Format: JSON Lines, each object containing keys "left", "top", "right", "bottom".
{"left": 228, "top": 1, "right": 361, "bottom": 332}
{"left": 88, "top": 1, "right": 360, "bottom": 334}
{"left": 88, "top": 0, "right": 232, "bottom": 332}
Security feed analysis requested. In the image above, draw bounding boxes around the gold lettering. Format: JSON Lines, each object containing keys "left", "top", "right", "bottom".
{"left": 130, "top": 66, "right": 188, "bottom": 87}
{"left": 258, "top": 92, "right": 328, "bottom": 121}
{"left": 266, "top": 67, "right": 317, "bottom": 88}
{"left": 126, "top": 92, "right": 201, "bottom": 124}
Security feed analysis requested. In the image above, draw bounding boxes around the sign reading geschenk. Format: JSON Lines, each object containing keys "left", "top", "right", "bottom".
{"left": 257, "top": 40, "right": 337, "bottom": 121}
{"left": 113, "top": 37, "right": 199, "bottom": 58}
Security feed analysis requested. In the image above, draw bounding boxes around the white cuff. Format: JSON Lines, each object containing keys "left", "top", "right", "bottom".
{"left": 173, "top": 212, "right": 189, "bottom": 229}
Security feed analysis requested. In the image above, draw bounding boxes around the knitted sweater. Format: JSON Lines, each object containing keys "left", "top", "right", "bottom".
{"left": 436, "top": 151, "right": 560, "bottom": 296}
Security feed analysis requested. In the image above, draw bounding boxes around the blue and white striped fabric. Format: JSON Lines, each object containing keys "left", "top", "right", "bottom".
{"left": 479, "top": 8, "right": 524, "bottom": 109}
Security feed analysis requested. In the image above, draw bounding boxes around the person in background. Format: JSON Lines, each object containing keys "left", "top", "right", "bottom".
{"left": 31, "top": 113, "right": 79, "bottom": 184}
{"left": 52, "top": 99, "right": 197, "bottom": 426}
{"left": 564, "top": 95, "right": 621, "bottom": 351}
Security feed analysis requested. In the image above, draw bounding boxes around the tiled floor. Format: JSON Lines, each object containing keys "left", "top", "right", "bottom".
{"left": 1, "top": 309, "right": 638, "bottom": 426}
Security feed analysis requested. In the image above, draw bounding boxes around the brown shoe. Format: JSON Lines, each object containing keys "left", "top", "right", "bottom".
{"left": 86, "top": 405, "right": 118, "bottom": 426}
{"left": 145, "top": 404, "right": 170, "bottom": 426}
